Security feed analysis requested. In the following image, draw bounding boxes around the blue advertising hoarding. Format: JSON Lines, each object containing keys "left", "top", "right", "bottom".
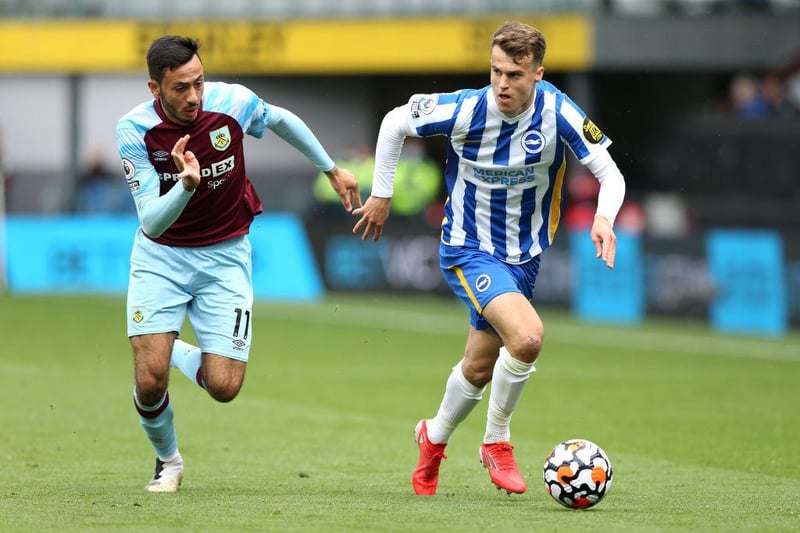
{"left": 706, "top": 229, "right": 787, "bottom": 336}
{"left": 569, "top": 230, "right": 645, "bottom": 325}
{"left": 4, "top": 214, "right": 322, "bottom": 301}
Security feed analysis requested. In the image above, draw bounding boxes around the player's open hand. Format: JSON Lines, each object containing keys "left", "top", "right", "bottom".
{"left": 325, "top": 166, "right": 361, "bottom": 212}
{"left": 352, "top": 196, "right": 392, "bottom": 242}
{"left": 171, "top": 134, "right": 200, "bottom": 192}
{"left": 591, "top": 215, "right": 617, "bottom": 269}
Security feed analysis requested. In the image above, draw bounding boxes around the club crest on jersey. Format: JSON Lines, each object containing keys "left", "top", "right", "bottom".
{"left": 210, "top": 126, "right": 231, "bottom": 151}
{"left": 521, "top": 130, "right": 545, "bottom": 154}
{"left": 582, "top": 117, "right": 604, "bottom": 144}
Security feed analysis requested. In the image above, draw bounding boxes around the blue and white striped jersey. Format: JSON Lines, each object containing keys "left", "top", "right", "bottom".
{"left": 402, "top": 80, "right": 611, "bottom": 264}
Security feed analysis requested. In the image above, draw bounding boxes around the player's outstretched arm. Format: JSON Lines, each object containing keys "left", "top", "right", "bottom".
{"left": 266, "top": 106, "right": 356, "bottom": 209}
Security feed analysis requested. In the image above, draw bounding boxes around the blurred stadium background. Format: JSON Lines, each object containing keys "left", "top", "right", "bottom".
{"left": 0, "top": 0, "right": 798, "bottom": 335}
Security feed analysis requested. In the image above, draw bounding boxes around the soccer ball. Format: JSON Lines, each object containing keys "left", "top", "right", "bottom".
{"left": 543, "top": 439, "right": 613, "bottom": 509}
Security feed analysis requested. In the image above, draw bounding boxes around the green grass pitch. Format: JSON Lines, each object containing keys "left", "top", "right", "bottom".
{"left": 1, "top": 292, "right": 798, "bottom": 531}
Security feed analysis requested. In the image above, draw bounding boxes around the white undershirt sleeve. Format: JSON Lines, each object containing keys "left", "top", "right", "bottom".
{"left": 584, "top": 150, "right": 626, "bottom": 226}
{"left": 371, "top": 105, "right": 415, "bottom": 198}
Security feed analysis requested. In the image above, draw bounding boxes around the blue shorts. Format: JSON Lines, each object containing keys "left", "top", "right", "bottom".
{"left": 127, "top": 229, "right": 253, "bottom": 362}
{"left": 440, "top": 243, "right": 540, "bottom": 331}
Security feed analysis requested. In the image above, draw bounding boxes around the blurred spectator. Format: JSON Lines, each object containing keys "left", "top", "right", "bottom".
{"left": 0, "top": 128, "right": 6, "bottom": 208}
{"left": 72, "top": 147, "right": 134, "bottom": 214}
{"left": 0, "top": 127, "right": 12, "bottom": 215}
{"left": 780, "top": 55, "right": 800, "bottom": 113}
{"left": 391, "top": 138, "right": 442, "bottom": 218}
{"left": 563, "top": 169, "right": 645, "bottom": 234}
{"left": 563, "top": 169, "right": 600, "bottom": 231}
{"left": 643, "top": 193, "right": 691, "bottom": 237}
{"left": 760, "top": 72, "right": 799, "bottom": 118}
{"left": 727, "top": 73, "right": 770, "bottom": 119}
{"left": 313, "top": 138, "right": 441, "bottom": 218}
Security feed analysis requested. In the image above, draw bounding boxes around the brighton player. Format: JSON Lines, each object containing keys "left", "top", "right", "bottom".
{"left": 353, "top": 22, "right": 625, "bottom": 495}
{"left": 116, "top": 35, "right": 360, "bottom": 492}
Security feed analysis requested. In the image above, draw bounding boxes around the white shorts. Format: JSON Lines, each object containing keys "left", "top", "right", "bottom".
{"left": 127, "top": 229, "right": 253, "bottom": 362}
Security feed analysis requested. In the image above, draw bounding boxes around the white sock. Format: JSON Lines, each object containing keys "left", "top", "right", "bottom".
{"left": 484, "top": 346, "right": 536, "bottom": 444}
{"left": 171, "top": 339, "right": 204, "bottom": 388}
{"left": 427, "top": 360, "right": 485, "bottom": 444}
{"left": 163, "top": 450, "right": 183, "bottom": 464}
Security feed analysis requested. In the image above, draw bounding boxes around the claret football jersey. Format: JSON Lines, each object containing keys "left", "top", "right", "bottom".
{"left": 116, "top": 82, "right": 268, "bottom": 247}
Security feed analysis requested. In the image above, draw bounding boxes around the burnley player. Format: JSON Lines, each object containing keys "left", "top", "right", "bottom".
{"left": 116, "top": 35, "right": 360, "bottom": 492}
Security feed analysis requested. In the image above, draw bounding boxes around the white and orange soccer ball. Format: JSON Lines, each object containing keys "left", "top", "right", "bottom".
{"left": 543, "top": 439, "right": 613, "bottom": 509}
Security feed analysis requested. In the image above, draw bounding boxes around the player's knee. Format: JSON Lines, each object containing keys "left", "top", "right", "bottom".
{"left": 506, "top": 333, "right": 544, "bottom": 364}
{"left": 135, "top": 373, "right": 168, "bottom": 406}
{"left": 461, "top": 358, "right": 494, "bottom": 387}
{"left": 200, "top": 355, "right": 246, "bottom": 403}
{"left": 205, "top": 379, "right": 243, "bottom": 403}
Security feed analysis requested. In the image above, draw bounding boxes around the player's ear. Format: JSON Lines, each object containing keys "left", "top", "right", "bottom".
{"left": 147, "top": 80, "right": 160, "bottom": 99}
